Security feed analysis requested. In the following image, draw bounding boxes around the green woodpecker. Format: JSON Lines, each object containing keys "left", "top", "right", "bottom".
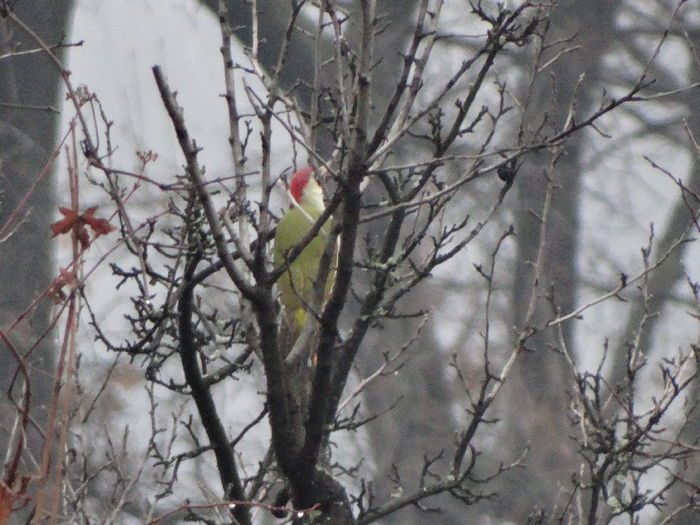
{"left": 274, "top": 166, "right": 335, "bottom": 332}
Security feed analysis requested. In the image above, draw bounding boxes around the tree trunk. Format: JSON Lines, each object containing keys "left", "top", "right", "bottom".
{"left": 0, "top": 0, "right": 73, "bottom": 454}
{"left": 498, "top": 1, "right": 616, "bottom": 520}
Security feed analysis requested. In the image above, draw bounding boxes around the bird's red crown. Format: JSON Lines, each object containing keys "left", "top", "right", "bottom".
{"left": 289, "top": 166, "right": 314, "bottom": 205}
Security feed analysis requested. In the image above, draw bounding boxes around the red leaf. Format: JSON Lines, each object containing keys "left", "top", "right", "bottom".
{"left": 50, "top": 207, "right": 79, "bottom": 236}
{"left": 50, "top": 205, "right": 115, "bottom": 241}
{"left": 82, "top": 206, "right": 116, "bottom": 236}
{"left": 87, "top": 217, "right": 116, "bottom": 235}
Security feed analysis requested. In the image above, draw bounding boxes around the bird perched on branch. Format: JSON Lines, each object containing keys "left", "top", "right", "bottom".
{"left": 274, "top": 166, "right": 336, "bottom": 334}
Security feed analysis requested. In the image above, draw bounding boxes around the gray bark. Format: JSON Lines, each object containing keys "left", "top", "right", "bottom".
{"left": 0, "top": 0, "right": 73, "bottom": 453}
{"left": 499, "top": 1, "right": 618, "bottom": 520}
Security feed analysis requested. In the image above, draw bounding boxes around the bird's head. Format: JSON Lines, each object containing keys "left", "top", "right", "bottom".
{"left": 289, "top": 166, "right": 325, "bottom": 213}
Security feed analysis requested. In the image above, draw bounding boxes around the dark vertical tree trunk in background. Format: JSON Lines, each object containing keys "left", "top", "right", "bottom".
{"left": 499, "top": 1, "right": 616, "bottom": 520}
{"left": 0, "top": 1, "right": 74, "bottom": 445}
